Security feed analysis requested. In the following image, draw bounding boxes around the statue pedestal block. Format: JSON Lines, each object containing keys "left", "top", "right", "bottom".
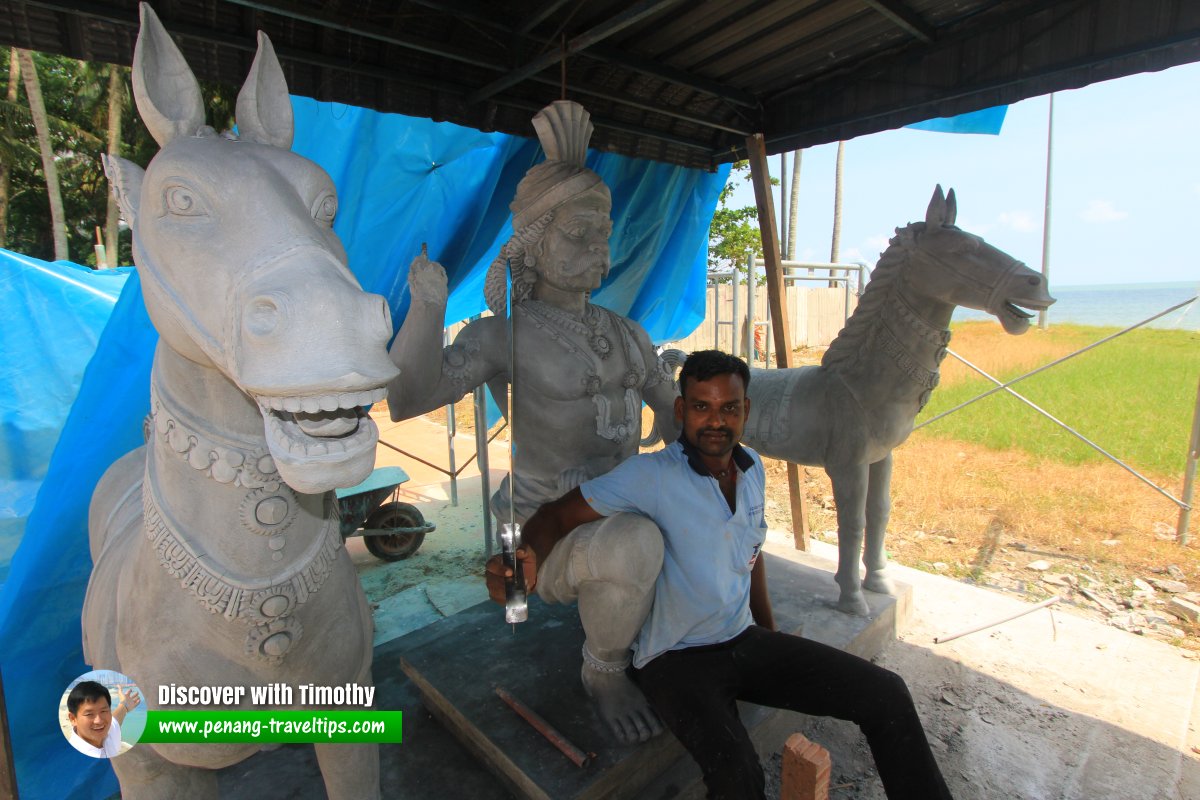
{"left": 389, "top": 549, "right": 910, "bottom": 800}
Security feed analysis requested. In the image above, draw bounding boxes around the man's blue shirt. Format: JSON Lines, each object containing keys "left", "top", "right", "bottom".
{"left": 579, "top": 438, "right": 767, "bottom": 668}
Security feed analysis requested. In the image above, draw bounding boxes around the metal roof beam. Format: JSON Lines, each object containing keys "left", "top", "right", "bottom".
{"left": 585, "top": 43, "right": 759, "bottom": 109}
{"left": 466, "top": 0, "right": 688, "bottom": 104}
{"left": 513, "top": 0, "right": 575, "bottom": 35}
{"left": 225, "top": 0, "right": 507, "bottom": 71}
{"left": 863, "top": 0, "right": 936, "bottom": 44}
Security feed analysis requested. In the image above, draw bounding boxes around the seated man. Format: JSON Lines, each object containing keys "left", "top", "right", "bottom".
{"left": 488, "top": 350, "right": 953, "bottom": 800}
{"left": 66, "top": 680, "right": 141, "bottom": 758}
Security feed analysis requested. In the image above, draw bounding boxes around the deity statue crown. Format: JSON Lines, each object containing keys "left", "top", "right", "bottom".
{"left": 511, "top": 100, "right": 605, "bottom": 231}
{"left": 485, "top": 100, "right": 610, "bottom": 315}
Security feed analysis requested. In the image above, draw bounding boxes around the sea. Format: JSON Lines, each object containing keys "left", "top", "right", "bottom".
{"left": 951, "top": 281, "right": 1199, "bottom": 330}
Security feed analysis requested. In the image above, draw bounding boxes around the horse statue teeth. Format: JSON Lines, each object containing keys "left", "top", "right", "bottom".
{"left": 743, "top": 186, "right": 1055, "bottom": 615}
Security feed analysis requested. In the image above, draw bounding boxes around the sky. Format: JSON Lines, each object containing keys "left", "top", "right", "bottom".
{"left": 726, "top": 59, "right": 1200, "bottom": 288}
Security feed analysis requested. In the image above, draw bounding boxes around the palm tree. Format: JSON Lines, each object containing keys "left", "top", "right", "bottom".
{"left": 830, "top": 140, "right": 844, "bottom": 263}
{"left": 787, "top": 149, "right": 801, "bottom": 261}
{"left": 0, "top": 49, "right": 19, "bottom": 247}
{"left": 829, "top": 140, "right": 845, "bottom": 287}
{"left": 15, "top": 48, "right": 68, "bottom": 260}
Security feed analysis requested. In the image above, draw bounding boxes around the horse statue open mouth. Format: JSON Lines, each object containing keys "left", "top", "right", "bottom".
{"left": 82, "top": 5, "right": 394, "bottom": 797}
{"left": 743, "top": 186, "right": 1055, "bottom": 615}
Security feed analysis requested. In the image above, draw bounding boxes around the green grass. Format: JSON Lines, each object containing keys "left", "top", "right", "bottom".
{"left": 917, "top": 325, "right": 1199, "bottom": 477}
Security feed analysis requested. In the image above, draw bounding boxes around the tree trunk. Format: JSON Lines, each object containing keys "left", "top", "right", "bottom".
{"left": 829, "top": 140, "right": 844, "bottom": 286}
{"left": 16, "top": 47, "right": 69, "bottom": 261}
{"left": 830, "top": 140, "right": 844, "bottom": 263}
{"left": 104, "top": 63, "right": 124, "bottom": 265}
{"left": 0, "top": 50, "right": 18, "bottom": 247}
{"left": 787, "top": 149, "right": 802, "bottom": 262}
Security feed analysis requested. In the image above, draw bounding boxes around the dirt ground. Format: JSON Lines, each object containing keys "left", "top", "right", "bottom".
{"left": 755, "top": 535, "right": 1199, "bottom": 800}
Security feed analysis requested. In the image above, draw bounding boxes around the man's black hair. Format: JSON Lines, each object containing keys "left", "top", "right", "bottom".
{"left": 678, "top": 350, "right": 750, "bottom": 397}
{"left": 67, "top": 681, "right": 111, "bottom": 715}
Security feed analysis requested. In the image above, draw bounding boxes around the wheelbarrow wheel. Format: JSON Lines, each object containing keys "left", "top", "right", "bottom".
{"left": 363, "top": 502, "right": 426, "bottom": 562}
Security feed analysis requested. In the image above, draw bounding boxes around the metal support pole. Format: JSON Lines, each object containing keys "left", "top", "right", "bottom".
{"left": 712, "top": 277, "right": 719, "bottom": 349}
{"left": 443, "top": 329, "right": 458, "bottom": 506}
{"left": 1039, "top": 93, "right": 1054, "bottom": 330}
{"left": 473, "top": 385, "right": 494, "bottom": 556}
{"left": 1179, "top": 376, "right": 1200, "bottom": 545}
{"left": 731, "top": 262, "right": 741, "bottom": 360}
{"left": 744, "top": 251, "right": 756, "bottom": 363}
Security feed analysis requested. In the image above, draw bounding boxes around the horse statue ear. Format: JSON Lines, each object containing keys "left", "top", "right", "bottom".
{"left": 235, "top": 32, "right": 294, "bottom": 149}
{"left": 102, "top": 154, "right": 145, "bottom": 229}
{"left": 131, "top": 3, "right": 206, "bottom": 147}
{"left": 945, "top": 188, "right": 957, "bottom": 226}
{"left": 925, "top": 184, "right": 948, "bottom": 228}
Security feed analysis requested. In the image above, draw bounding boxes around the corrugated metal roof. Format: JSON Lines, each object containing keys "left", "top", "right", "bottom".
{"left": 3, "top": 0, "right": 1199, "bottom": 169}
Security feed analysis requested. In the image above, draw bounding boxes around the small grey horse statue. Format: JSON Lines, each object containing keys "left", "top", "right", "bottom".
{"left": 743, "top": 186, "right": 1055, "bottom": 614}
{"left": 82, "top": 5, "right": 396, "bottom": 797}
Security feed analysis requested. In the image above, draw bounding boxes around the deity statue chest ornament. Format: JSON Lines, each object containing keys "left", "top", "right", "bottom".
{"left": 520, "top": 299, "right": 646, "bottom": 445}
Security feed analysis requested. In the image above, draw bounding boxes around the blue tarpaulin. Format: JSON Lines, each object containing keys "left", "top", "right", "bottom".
{"left": 0, "top": 98, "right": 728, "bottom": 800}
{"left": 906, "top": 105, "right": 1008, "bottom": 135}
{"left": 0, "top": 253, "right": 130, "bottom": 586}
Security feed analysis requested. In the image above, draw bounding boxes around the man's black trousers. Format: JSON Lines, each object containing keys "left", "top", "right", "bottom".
{"left": 631, "top": 625, "right": 953, "bottom": 800}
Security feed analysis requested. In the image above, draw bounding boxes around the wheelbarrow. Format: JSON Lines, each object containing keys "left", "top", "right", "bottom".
{"left": 336, "top": 466, "right": 435, "bottom": 562}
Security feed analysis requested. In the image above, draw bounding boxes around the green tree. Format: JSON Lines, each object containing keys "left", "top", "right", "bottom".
{"left": 0, "top": 46, "right": 235, "bottom": 266}
{"left": 16, "top": 47, "right": 68, "bottom": 260}
{"left": 708, "top": 160, "right": 765, "bottom": 279}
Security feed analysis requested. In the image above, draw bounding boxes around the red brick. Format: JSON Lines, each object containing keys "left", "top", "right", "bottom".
{"left": 781, "top": 733, "right": 831, "bottom": 800}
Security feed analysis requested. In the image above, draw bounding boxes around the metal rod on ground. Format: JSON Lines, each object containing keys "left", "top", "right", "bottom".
{"left": 495, "top": 687, "right": 594, "bottom": 767}
{"left": 1179, "top": 375, "right": 1200, "bottom": 545}
{"left": 934, "top": 596, "right": 1062, "bottom": 644}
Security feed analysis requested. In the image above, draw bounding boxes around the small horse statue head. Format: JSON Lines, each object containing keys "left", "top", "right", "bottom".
{"left": 899, "top": 185, "right": 1054, "bottom": 333}
{"left": 104, "top": 3, "right": 399, "bottom": 494}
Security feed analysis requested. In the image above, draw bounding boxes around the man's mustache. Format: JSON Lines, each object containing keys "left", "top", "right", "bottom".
{"left": 700, "top": 428, "right": 733, "bottom": 437}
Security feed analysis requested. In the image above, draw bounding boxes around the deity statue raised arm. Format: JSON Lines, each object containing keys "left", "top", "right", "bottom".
{"left": 387, "top": 101, "right": 679, "bottom": 743}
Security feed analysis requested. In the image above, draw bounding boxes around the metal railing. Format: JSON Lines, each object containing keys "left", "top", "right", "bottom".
{"left": 707, "top": 256, "right": 867, "bottom": 365}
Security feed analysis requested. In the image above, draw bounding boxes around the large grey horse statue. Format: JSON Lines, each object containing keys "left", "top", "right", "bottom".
{"left": 743, "top": 186, "right": 1055, "bottom": 615}
{"left": 82, "top": 5, "right": 396, "bottom": 797}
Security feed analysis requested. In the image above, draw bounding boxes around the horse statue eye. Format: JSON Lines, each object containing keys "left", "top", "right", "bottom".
{"left": 163, "top": 184, "right": 208, "bottom": 217}
{"left": 311, "top": 192, "right": 337, "bottom": 225}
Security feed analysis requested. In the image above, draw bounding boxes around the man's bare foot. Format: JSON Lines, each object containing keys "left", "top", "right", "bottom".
{"left": 581, "top": 664, "right": 663, "bottom": 744}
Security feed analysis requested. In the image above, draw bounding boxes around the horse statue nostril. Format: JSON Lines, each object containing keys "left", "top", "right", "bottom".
{"left": 1028, "top": 275, "right": 1041, "bottom": 286}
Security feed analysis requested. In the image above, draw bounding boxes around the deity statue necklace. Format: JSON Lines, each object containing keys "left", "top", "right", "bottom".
{"left": 520, "top": 299, "right": 645, "bottom": 445}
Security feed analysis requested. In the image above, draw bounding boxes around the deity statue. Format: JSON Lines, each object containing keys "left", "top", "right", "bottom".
{"left": 388, "top": 100, "right": 679, "bottom": 744}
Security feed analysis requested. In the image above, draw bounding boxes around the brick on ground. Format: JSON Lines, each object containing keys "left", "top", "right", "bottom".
{"left": 781, "top": 733, "right": 831, "bottom": 800}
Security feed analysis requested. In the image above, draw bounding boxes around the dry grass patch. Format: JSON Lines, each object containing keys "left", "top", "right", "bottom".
{"left": 936, "top": 321, "right": 1091, "bottom": 387}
